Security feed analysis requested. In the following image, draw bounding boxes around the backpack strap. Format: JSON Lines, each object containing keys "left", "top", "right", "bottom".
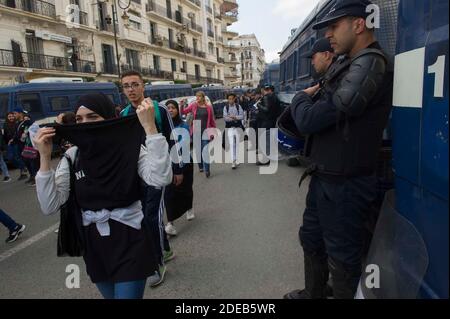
{"left": 121, "top": 102, "right": 163, "bottom": 133}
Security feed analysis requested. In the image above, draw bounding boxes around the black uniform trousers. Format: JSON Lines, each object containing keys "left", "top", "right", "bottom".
{"left": 300, "top": 175, "right": 376, "bottom": 272}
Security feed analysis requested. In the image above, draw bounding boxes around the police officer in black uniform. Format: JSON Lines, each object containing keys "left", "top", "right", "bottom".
{"left": 284, "top": 0, "right": 393, "bottom": 299}
{"left": 303, "top": 38, "right": 336, "bottom": 81}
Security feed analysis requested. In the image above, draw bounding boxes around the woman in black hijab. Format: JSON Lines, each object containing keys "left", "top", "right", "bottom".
{"left": 33, "top": 93, "right": 173, "bottom": 299}
{"left": 164, "top": 100, "right": 195, "bottom": 236}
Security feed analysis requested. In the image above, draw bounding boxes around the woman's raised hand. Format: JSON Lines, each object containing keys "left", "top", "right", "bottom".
{"left": 33, "top": 127, "right": 55, "bottom": 159}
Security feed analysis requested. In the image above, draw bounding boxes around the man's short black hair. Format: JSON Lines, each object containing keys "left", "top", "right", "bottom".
{"left": 121, "top": 70, "right": 144, "bottom": 81}
{"left": 227, "top": 92, "right": 237, "bottom": 99}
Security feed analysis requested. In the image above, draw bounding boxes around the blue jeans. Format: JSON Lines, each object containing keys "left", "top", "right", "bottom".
{"left": 198, "top": 139, "right": 210, "bottom": 173}
{"left": 96, "top": 280, "right": 147, "bottom": 299}
{"left": 0, "top": 208, "right": 19, "bottom": 232}
{"left": 0, "top": 153, "right": 10, "bottom": 177}
{"left": 7, "top": 144, "right": 25, "bottom": 171}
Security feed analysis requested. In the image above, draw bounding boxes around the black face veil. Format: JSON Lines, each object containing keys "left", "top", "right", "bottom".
{"left": 53, "top": 93, "right": 146, "bottom": 211}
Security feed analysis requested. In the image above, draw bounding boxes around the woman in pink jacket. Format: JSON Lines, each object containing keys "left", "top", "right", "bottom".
{"left": 181, "top": 91, "right": 216, "bottom": 178}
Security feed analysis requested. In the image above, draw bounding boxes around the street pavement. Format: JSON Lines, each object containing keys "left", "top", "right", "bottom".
{"left": 0, "top": 123, "right": 309, "bottom": 299}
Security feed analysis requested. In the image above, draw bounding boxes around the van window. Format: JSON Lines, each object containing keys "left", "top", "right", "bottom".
{"left": 17, "top": 93, "right": 43, "bottom": 115}
{"left": 0, "top": 94, "right": 9, "bottom": 119}
{"left": 298, "top": 43, "right": 311, "bottom": 78}
{"left": 49, "top": 96, "right": 70, "bottom": 112}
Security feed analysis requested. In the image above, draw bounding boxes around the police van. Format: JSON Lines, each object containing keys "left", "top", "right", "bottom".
{"left": 144, "top": 83, "right": 193, "bottom": 101}
{"left": 0, "top": 82, "right": 121, "bottom": 126}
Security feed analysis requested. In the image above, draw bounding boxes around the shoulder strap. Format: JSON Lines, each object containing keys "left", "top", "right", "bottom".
{"left": 352, "top": 48, "right": 387, "bottom": 62}
{"left": 153, "top": 101, "right": 163, "bottom": 133}
{"left": 120, "top": 104, "right": 132, "bottom": 117}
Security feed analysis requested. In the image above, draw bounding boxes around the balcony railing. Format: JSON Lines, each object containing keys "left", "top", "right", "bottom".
{"left": 187, "top": 74, "right": 223, "bottom": 85}
{"left": 97, "top": 20, "right": 113, "bottom": 32}
{"left": 101, "top": 63, "right": 118, "bottom": 75}
{"left": 187, "top": 0, "right": 200, "bottom": 7}
{"left": 79, "top": 10, "right": 88, "bottom": 26}
{"left": 217, "top": 57, "right": 225, "bottom": 64}
{"left": 189, "top": 21, "right": 203, "bottom": 33}
{"left": 193, "top": 49, "right": 206, "bottom": 59}
{"left": 103, "top": 63, "right": 173, "bottom": 80}
{"left": 0, "top": 0, "right": 56, "bottom": 19}
{"left": 0, "top": 48, "right": 96, "bottom": 73}
{"left": 223, "top": 10, "right": 238, "bottom": 20}
{"left": 207, "top": 30, "right": 214, "bottom": 38}
{"left": 146, "top": 1, "right": 202, "bottom": 33}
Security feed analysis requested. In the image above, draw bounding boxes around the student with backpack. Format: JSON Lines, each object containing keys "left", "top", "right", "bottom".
{"left": 119, "top": 71, "right": 182, "bottom": 287}
{"left": 223, "top": 93, "right": 245, "bottom": 169}
{"left": 34, "top": 93, "right": 172, "bottom": 299}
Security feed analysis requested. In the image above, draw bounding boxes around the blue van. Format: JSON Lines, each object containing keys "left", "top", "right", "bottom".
{"left": 144, "top": 84, "right": 193, "bottom": 102}
{"left": 0, "top": 82, "right": 121, "bottom": 126}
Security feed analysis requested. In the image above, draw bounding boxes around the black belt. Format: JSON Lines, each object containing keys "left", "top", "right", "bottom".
{"left": 298, "top": 164, "right": 374, "bottom": 188}
{"left": 299, "top": 164, "right": 318, "bottom": 188}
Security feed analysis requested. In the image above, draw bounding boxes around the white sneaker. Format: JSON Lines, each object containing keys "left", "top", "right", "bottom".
{"left": 165, "top": 223, "right": 177, "bottom": 236}
{"left": 186, "top": 209, "right": 195, "bottom": 221}
{"left": 232, "top": 161, "right": 236, "bottom": 169}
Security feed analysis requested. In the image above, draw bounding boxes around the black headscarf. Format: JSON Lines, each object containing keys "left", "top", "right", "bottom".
{"left": 53, "top": 93, "right": 145, "bottom": 211}
{"left": 75, "top": 93, "right": 116, "bottom": 120}
{"left": 165, "top": 100, "right": 182, "bottom": 127}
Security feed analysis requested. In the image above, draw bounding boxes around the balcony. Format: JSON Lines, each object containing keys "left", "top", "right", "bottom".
{"left": 221, "top": 0, "right": 238, "bottom": 13}
{"left": 100, "top": 63, "right": 118, "bottom": 75}
{"left": 0, "top": 0, "right": 56, "bottom": 19}
{"left": 79, "top": 10, "right": 88, "bottom": 26}
{"left": 0, "top": 48, "right": 96, "bottom": 73}
{"left": 193, "top": 49, "right": 206, "bottom": 59}
{"left": 146, "top": 2, "right": 202, "bottom": 33}
{"left": 146, "top": 0, "right": 171, "bottom": 19}
{"left": 207, "top": 29, "right": 214, "bottom": 38}
{"left": 217, "top": 57, "right": 225, "bottom": 64}
{"left": 187, "top": 0, "right": 201, "bottom": 8}
{"left": 189, "top": 21, "right": 203, "bottom": 33}
{"left": 187, "top": 74, "right": 223, "bottom": 85}
{"left": 205, "top": 4, "right": 212, "bottom": 15}
{"left": 222, "top": 10, "right": 238, "bottom": 22}
{"left": 97, "top": 20, "right": 113, "bottom": 33}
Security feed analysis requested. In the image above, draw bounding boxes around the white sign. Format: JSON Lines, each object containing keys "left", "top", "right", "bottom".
{"left": 35, "top": 31, "right": 72, "bottom": 44}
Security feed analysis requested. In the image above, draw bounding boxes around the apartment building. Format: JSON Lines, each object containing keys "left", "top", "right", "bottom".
{"left": 0, "top": 0, "right": 239, "bottom": 86}
{"left": 229, "top": 34, "right": 265, "bottom": 88}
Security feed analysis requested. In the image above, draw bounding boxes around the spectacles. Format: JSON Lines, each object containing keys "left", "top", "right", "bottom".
{"left": 122, "top": 83, "right": 142, "bottom": 90}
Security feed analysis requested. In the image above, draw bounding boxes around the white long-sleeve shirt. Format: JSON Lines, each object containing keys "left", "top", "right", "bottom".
{"left": 36, "top": 133, "right": 173, "bottom": 217}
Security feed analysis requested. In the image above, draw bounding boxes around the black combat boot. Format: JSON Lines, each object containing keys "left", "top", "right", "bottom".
{"left": 284, "top": 253, "right": 329, "bottom": 299}
{"left": 328, "top": 258, "right": 361, "bottom": 299}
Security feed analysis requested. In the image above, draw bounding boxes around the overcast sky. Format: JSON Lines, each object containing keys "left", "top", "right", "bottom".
{"left": 229, "top": 0, "right": 320, "bottom": 63}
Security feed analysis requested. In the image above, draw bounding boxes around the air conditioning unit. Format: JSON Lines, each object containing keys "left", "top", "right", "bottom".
{"left": 54, "top": 57, "right": 64, "bottom": 67}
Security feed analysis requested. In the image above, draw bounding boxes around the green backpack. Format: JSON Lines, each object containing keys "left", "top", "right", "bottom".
{"left": 121, "top": 101, "right": 163, "bottom": 132}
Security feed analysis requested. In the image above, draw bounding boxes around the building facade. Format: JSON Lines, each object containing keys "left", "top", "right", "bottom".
{"left": 0, "top": 0, "right": 239, "bottom": 86}
{"left": 229, "top": 34, "right": 265, "bottom": 88}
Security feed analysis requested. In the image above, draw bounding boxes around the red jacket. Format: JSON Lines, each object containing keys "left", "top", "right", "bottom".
{"left": 182, "top": 102, "right": 217, "bottom": 138}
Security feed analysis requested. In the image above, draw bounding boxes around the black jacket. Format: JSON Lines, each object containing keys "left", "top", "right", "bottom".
{"left": 257, "top": 93, "right": 281, "bottom": 129}
{"left": 290, "top": 42, "right": 393, "bottom": 177}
